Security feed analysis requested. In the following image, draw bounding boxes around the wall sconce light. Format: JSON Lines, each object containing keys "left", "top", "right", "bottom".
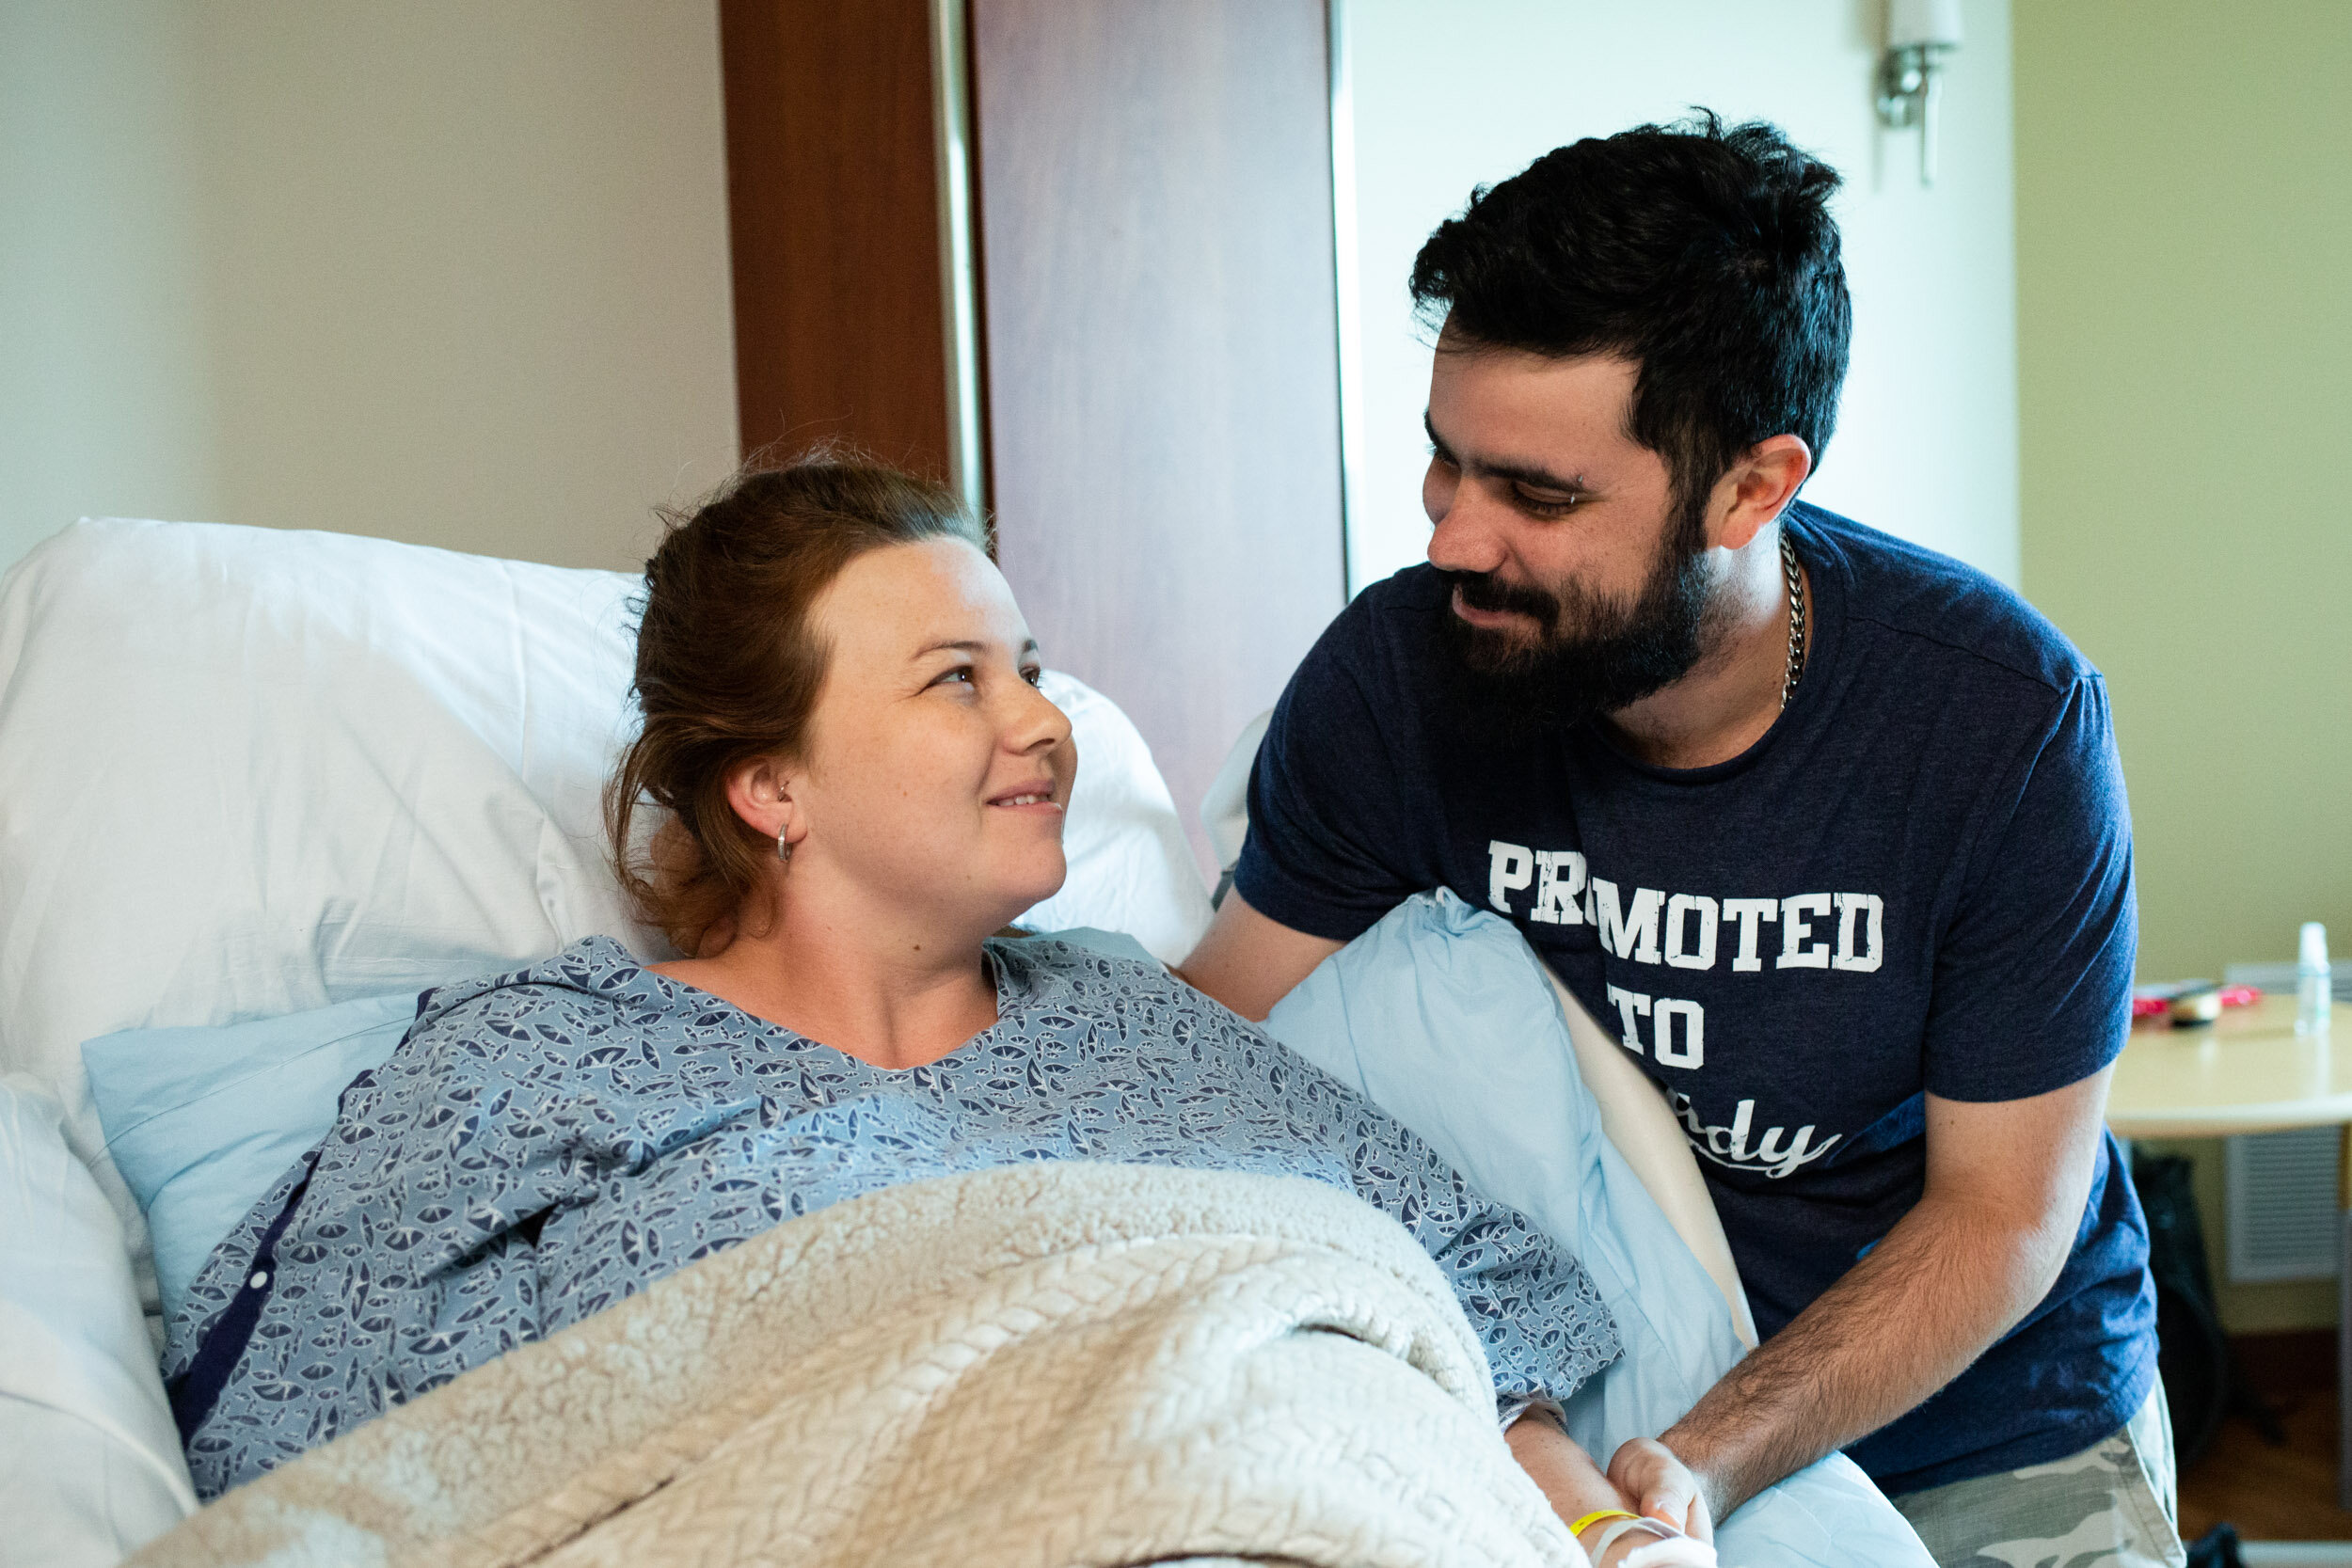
{"left": 1877, "top": 0, "right": 1963, "bottom": 185}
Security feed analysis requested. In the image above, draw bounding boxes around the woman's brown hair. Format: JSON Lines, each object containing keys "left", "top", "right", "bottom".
{"left": 605, "top": 453, "right": 990, "bottom": 955}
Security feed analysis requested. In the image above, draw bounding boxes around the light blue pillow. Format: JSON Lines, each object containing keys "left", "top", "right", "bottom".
{"left": 84, "top": 992, "right": 420, "bottom": 1324}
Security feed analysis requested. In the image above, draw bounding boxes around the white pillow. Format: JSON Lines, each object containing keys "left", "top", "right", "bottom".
{"left": 0, "top": 520, "right": 657, "bottom": 1254}
{"left": 1017, "top": 672, "right": 1212, "bottom": 964}
{"left": 0, "top": 1075, "right": 196, "bottom": 1565}
{"left": 0, "top": 519, "right": 1206, "bottom": 1196}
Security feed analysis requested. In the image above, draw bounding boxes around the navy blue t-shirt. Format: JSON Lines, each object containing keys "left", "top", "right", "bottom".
{"left": 1234, "top": 503, "right": 2155, "bottom": 1496}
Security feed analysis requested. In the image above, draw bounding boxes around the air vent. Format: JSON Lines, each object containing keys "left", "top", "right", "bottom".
{"left": 2225, "top": 1125, "right": 2342, "bottom": 1284}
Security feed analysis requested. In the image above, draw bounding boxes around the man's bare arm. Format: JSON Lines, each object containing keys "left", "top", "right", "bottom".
{"left": 1611, "top": 1066, "right": 2115, "bottom": 1525}
{"left": 1172, "top": 890, "right": 1343, "bottom": 1022}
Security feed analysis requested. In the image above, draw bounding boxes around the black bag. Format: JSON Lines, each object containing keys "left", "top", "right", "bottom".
{"left": 2186, "top": 1521, "right": 2242, "bottom": 1568}
{"left": 2132, "top": 1151, "right": 2233, "bottom": 1467}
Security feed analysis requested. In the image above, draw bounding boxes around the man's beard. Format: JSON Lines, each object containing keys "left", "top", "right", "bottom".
{"left": 1432, "top": 494, "right": 1716, "bottom": 744}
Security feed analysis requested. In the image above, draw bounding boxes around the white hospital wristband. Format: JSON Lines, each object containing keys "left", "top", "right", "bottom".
{"left": 1590, "top": 1515, "right": 1677, "bottom": 1559}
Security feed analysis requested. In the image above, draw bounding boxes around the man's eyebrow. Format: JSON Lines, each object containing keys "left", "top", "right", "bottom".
{"left": 1422, "top": 409, "right": 1589, "bottom": 494}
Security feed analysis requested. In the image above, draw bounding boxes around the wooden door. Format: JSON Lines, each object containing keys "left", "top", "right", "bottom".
{"left": 971, "top": 0, "right": 1346, "bottom": 879}
{"left": 720, "top": 0, "right": 955, "bottom": 478}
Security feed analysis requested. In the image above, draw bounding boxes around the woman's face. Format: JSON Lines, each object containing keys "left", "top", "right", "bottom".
{"left": 787, "top": 537, "right": 1076, "bottom": 933}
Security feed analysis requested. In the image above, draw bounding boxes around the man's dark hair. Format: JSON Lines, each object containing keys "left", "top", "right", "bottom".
{"left": 1410, "top": 112, "right": 1851, "bottom": 510}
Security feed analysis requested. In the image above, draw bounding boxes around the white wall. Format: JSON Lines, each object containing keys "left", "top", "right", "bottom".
{"left": 0, "top": 1, "right": 739, "bottom": 576}
{"left": 1339, "top": 0, "right": 2017, "bottom": 594}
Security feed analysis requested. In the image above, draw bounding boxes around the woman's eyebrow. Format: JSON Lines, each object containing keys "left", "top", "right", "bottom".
{"left": 914, "top": 638, "right": 1041, "bottom": 659}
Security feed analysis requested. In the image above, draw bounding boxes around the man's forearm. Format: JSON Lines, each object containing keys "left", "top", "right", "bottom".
{"left": 1659, "top": 1193, "right": 2074, "bottom": 1518}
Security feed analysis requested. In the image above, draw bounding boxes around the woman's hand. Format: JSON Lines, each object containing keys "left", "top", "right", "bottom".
{"left": 1502, "top": 1416, "right": 1715, "bottom": 1567}
{"left": 1605, "top": 1436, "right": 1715, "bottom": 1544}
{"left": 1581, "top": 1518, "right": 1718, "bottom": 1568}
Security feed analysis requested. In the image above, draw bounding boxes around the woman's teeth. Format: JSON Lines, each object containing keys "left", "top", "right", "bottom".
{"left": 998, "top": 793, "right": 1049, "bottom": 806}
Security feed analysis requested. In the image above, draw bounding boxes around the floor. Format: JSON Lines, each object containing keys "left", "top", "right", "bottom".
{"left": 2181, "top": 1392, "right": 2352, "bottom": 1543}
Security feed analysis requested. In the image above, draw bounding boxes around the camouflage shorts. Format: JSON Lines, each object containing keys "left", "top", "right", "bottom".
{"left": 1892, "top": 1384, "right": 2186, "bottom": 1568}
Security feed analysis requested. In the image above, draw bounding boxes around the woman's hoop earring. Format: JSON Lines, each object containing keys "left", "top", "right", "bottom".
{"left": 776, "top": 828, "right": 792, "bottom": 863}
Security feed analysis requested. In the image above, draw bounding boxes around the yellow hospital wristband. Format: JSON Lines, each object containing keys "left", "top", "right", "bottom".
{"left": 1568, "top": 1509, "right": 1641, "bottom": 1537}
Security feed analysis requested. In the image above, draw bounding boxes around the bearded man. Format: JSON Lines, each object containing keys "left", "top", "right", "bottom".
{"left": 1179, "top": 117, "right": 2174, "bottom": 1568}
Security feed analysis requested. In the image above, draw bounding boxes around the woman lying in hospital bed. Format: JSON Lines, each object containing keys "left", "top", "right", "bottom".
{"left": 161, "top": 456, "right": 1707, "bottom": 1568}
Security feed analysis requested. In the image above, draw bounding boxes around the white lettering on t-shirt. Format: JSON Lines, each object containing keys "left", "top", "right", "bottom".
{"left": 1483, "top": 857, "right": 1885, "bottom": 1182}
{"left": 1834, "top": 893, "right": 1884, "bottom": 973}
{"left": 1721, "top": 898, "right": 1778, "bottom": 972}
{"left": 1662, "top": 894, "right": 1719, "bottom": 970}
{"left": 1486, "top": 840, "right": 1534, "bottom": 914}
{"left": 1484, "top": 854, "right": 1885, "bottom": 990}
{"left": 1606, "top": 983, "right": 1651, "bottom": 1053}
{"left": 1652, "top": 998, "right": 1705, "bottom": 1068}
{"left": 1530, "top": 849, "right": 1587, "bottom": 926}
{"left": 1751, "top": 1121, "right": 1838, "bottom": 1179}
{"left": 1673, "top": 1091, "right": 1843, "bottom": 1179}
{"left": 1592, "top": 879, "right": 1663, "bottom": 963}
{"left": 1777, "top": 893, "right": 1834, "bottom": 969}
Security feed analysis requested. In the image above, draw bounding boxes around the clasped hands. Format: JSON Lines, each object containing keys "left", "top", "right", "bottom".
{"left": 1583, "top": 1437, "right": 1716, "bottom": 1567}
{"left": 1504, "top": 1405, "right": 1718, "bottom": 1566}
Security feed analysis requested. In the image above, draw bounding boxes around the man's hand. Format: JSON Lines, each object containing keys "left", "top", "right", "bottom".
{"left": 1645, "top": 1067, "right": 2116, "bottom": 1520}
{"left": 1172, "top": 889, "right": 1341, "bottom": 1022}
{"left": 1606, "top": 1436, "right": 1714, "bottom": 1544}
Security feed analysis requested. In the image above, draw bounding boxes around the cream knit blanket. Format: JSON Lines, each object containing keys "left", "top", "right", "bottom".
{"left": 130, "top": 1162, "right": 1583, "bottom": 1568}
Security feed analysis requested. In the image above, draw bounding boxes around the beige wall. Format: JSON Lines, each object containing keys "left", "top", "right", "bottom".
{"left": 2015, "top": 3, "right": 2352, "bottom": 1332}
{"left": 0, "top": 1, "right": 739, "bottom": 576}
{"left": 2015, "top": 3, "right": 2352, "bottom": 985}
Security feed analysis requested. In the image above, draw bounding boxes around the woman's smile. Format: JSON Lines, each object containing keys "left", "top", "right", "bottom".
{"left": 988, "top": 778, "right": 1062, "bottom": 814}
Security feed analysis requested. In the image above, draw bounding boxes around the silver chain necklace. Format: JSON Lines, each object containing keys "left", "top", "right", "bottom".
{"left": 1779, "top": 531, "right": 1807, "bottom": 710}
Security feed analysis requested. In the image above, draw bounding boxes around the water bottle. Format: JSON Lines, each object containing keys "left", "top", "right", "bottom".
{"left": 2297, "top": 922, "right": 2332, "bottom": 1037}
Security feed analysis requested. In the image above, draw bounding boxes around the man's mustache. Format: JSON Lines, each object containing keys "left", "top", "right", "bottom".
{"left": 1440, "top": 568, "right": 1559, "bottom": 626}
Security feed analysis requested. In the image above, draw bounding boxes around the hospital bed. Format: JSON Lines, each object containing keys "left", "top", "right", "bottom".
{"left": 0, "top": 517, "right": 1931, "bottom": 1566}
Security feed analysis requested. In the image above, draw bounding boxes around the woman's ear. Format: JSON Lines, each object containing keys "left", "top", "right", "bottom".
{"left": 723, "top": 753, "right": 807, "bottom": 859}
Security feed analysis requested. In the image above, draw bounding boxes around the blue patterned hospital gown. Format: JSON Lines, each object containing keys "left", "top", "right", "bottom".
{"left": 166, "top": 936, "right": 1620, "bottom": 1499}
